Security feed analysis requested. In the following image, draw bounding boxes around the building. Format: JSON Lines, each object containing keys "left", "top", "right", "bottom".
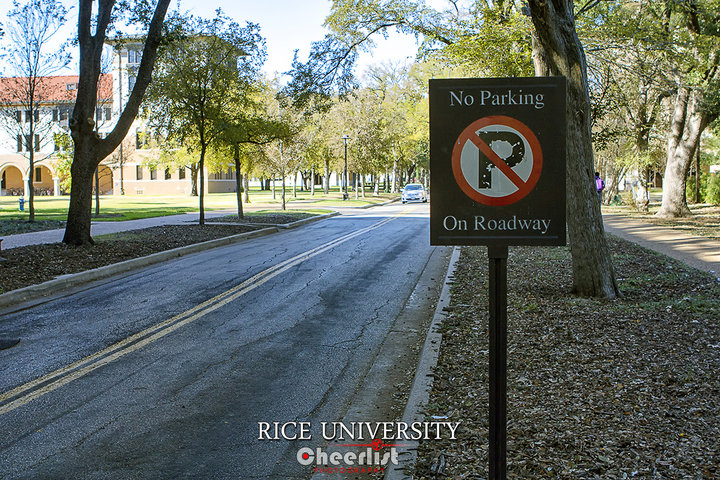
{"left": 0, "top": 40, "right": 240, "bottom": 198}
{"left": 0, "top": 74, "right": 113, "bottom": 196}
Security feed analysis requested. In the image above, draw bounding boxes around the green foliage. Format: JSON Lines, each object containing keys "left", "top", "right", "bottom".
{"left": 705, "top": 174, "right": 720, "bottom": 205}
{"left": 686, "top": 173, "right": 704, "bottom": 203}
{"left": 144, "top": 10, "right": 266, "bottom": 151}
{"left": 432, "top": 9, "right": 533, "bottom": 76}
{"left": 53, "top": 132, "right": 73, "bottom": 193}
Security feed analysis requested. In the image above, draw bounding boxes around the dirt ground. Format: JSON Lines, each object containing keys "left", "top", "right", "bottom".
{"left": 0, "top": 213, "right": 311, "bottom": 294}
{"left": 414, "top": 237, "right": 720, "bottom": 479}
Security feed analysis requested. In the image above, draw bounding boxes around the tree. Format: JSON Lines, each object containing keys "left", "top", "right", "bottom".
{"left": 290, "top": 0, "right": 619, "bottom": 297}
{"left": 62, "top": 0, "right": 171, "bottom": 245}
{"left": 215, "top": 79, "right": 294, "bottom": 218}
{"left": 526, "top": 0, "right": 619, "bottom": 298}
{"left": 581, "top": 3, "right": 673, "bottom": 211}
{"left": 651, "top": 0, "right": 720, "bottom": 217}
{"left": 144, "top": 11, "right": 264, "bottom": 225}
{"left": 0, "top": 0, "right": 70, "bottom": 222}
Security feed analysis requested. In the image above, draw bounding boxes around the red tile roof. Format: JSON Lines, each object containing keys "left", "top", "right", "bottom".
{"left": 0, "top": 74, "right": 112, "bottom": 106}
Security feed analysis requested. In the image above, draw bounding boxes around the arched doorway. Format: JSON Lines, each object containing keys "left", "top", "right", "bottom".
{"left": 1, "top": 165, "right": 24, "bottom": 196}
{"left": 32, "top": 165, "right": 55, "bottom": 195}
{"left": 92, "top": 165, "right": 114, "bottom": 195}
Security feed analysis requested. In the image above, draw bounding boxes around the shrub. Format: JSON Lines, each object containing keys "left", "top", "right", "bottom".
{"left": 705, "top": 173, "right": 720, "bottom": 205}
{"left": 686, "top": 174, "right": 704, "bottom": 203}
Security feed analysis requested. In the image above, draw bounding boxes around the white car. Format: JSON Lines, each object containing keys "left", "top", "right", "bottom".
{"left": 401, "top": 183, "right": 428, "bottom": 203}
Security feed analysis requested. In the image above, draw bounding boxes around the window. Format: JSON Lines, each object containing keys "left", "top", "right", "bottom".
{"left": 150, "top": 168, "right": 157, "bottom": 180}
{"left": 24, "top": 135, "right": 31, "bottom": 151}
{"left": 16, "top": 134, "right": 22, "bottom": 152}
{"left": 178, "top": 168, "right": 186, "bottom": 180}
{"left": 35, "top": 167, "right": 42, "bottom": 182}
{"left": 136, "top": 166, "right": 143, "bottom": 180}
{"left": 105, "top": 107, "right": 112, "bottom": 121}
{"left": 96, "top": 108, "right": 103, "bottom": 122}
{"left": 16, "top": 111, "right": 22, "bottom": 123}
{"left": 53, "top": 109, "right": 59, "bottom": 122}
{"left": 164, "top": 168, "right": 171, "bottom": 180}
{"left": 66, "top": 83, "right": 76, "bottom": 90}
{"left": 128, "top": 75, "right": 137, "bottom": 92}
{"left": 34, "top": 134, "right": 40, "bottom": 152}
{"left": 25, "top": 110, "right": 32, "bottom": 123}
{"left": 128, "top": 49, "right": 142, "bottom": 64}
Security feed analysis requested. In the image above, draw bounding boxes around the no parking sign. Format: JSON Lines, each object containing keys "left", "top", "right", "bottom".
{"left": 430, "top": 77, "right": 566, "bottom": 246}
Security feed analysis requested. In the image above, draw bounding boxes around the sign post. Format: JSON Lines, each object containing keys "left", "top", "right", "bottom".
{"left": 429, "top": 77, "right": 566, "bottom": 479}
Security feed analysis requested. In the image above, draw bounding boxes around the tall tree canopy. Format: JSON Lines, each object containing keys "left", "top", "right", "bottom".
{"left": 289, "top": 0, "right": 619, "bottom": 297}
{"left": 144, "top": 10, "right": 265, "bottom": 224}
{"left": 0, "top": 0, "right": 70, "bottom": 221}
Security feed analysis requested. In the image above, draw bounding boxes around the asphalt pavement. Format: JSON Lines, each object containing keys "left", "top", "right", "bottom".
{"left": 0, "top": 203, "right": 450, "bottom": 480}
{"left": 3, "top": 208, "right": 716, "bottom": 274}
{"left": 1, "top": 204, "right": 718, "bottom": 479}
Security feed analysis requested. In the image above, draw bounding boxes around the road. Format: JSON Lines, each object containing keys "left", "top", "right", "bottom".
{"left": 0, "top": 203, "right": 447, "bottom": 480}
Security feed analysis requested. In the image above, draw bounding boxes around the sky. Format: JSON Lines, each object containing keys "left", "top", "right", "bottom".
{"left": 0, "top": 0, "right": 424, "bottom": 81}
{"left": 178, "top": 0, "right": 422, "bottom": 77}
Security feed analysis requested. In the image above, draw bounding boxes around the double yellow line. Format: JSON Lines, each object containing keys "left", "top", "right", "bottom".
{"left": 0, "top": 216, "right": 397, "bottom": 417}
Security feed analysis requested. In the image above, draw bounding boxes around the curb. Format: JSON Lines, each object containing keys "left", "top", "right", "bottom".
{"left": 357, "top": 197, "right": 401, "bottom": 209}
{"left": 384, "top": 246, "right": 460, "bottom": 480}
{"left": 0, "top": 227, "right": 278, "bottom": 311}
{"left": 277, "top": 211, "right": 340, "bottom": 228}
{"left": 0, "top": 212, "right": 342, "bottom": 311}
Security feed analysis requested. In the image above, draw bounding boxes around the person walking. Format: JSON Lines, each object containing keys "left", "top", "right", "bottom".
{"left": 595, "top": 172, "right": 605, "bottom": 203}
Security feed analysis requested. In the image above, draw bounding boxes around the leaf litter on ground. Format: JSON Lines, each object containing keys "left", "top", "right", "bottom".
{"left": 414, "top": 235, "right": 720, "bottom": 479}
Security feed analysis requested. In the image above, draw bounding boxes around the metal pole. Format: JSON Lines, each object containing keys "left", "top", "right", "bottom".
{"left": 488, "top": 244, "right": 508, "bottom": 480}
{"left": 343, "top": 137, "right": 349, "bottom": 200}
{"left": 695, "top": 146, "right": 701, "bottom": 203}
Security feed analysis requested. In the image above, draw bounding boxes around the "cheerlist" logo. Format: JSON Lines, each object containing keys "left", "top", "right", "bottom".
{"left": 258, "top": 421, "right": 460, "bottom": 476}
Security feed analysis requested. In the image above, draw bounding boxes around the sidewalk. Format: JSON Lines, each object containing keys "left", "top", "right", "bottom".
{"left": 0, "top": 209, "right": 238, "bottom": 250}
{"left": 603, "top": 212, "right": 720, "bottom": 276}
{"left": 1, "top": 196, "right": 399, "bottom": 250}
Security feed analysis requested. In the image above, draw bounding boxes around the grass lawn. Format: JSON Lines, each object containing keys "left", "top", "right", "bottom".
{"left": 0, "top": 188, "right": 399, "bottom": 235}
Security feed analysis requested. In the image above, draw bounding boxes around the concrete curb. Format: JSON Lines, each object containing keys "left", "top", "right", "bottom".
{"left": 384, "top": 246, "right": 460, "bottom": 480}
{"left": 0, "top": 212, "right": 342, "bottom": 311}
{"left": 277, "top": 211, "right": 340, "bottom": 228}
{"left": 357, "top": 197, "right": 401, "bottom": 209}
{"left": 0, "top": 227, "right": 278, "bottom": 310}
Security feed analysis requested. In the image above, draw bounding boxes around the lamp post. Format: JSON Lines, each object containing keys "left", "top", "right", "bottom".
{"left": 341, "top": 134, "right": 350, "bottom": 200}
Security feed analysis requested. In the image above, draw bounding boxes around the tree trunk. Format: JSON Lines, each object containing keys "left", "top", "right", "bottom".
{"left": 62, "top": 0, "right": 171, "bottom": 245}
{"left": 656, "top": 86, "right": 708, "bottom": 218}
{"left": 190, "top": 164, "right": 199, "bottom": 196}
{"left": 391, "top": 156, "right": 398, "bottom": 193}
{"left": 528, "top": 0, "right": 619, "bottom": 298}
{"left": 635, "top": 169, "right": 649, "bottom": 213}
{"left": 243, "top": 173, "right": 250, "bottom": 204}
{"left": 28, "top": 149, "right": 35, "bottom": 222}
{"left": 119, "top": 142, "right": 125, "bottom": 195}
{"left": 324, "top": 158, "right": 330, "bottom": 194}
{"left": 198, "top": 145, "right": 206, "bottom": 225}
{"left": 62, "top": 139, "right": 99, "bottom": 245}
{"left": 233, "top": 144, "right": 244, "bottom": 219}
